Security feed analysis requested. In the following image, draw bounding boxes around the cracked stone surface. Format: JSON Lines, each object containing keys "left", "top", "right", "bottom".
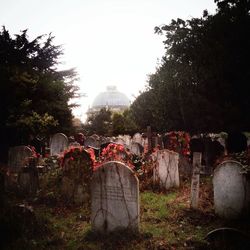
{"left": 91, "top": 161, "right": 139, "bottom": 233}
{"left": 153, "top": 149, "right": 180, "bottom": 189}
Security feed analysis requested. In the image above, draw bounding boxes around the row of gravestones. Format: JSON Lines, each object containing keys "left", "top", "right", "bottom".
{"left": 50, "top": 133, "right": 147, "bottom": 156}
{"left": 8, "top": 139, "right": 250, "bottom": 221}
{"left": 61, "top": 157, "right": 250, "bottom": 232}
{"left": 67, "top": 149, "right": 179, "bottom": 233}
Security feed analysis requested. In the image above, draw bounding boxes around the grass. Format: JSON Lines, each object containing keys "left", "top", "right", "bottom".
{"left": 1, "top": 176, "right": 250, "bottom": 249}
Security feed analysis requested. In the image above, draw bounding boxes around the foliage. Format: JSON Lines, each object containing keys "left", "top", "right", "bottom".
{"left": 95, "top": 143, "right": 135, "bottom": 170}
{"left": 0, "top": 27, "right": 79, "bottom": 161}
{"left": 84, "top": 108, "right": 138, "bottom": 136}
{"left": 131, "top": 0, "right": 250, "bottom": 133}
{"left": 164, "top": 131, "right": 191, "bottom": 156}
{"left": 60, "top": 146, "right": 93, "bottom": 181}
{"left": 84, "top": 108, "right": 112, "bottom": 136}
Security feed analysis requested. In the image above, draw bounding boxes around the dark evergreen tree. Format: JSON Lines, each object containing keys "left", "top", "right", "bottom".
{"left": 0, "top": 27, "right": 79, "bottom": 161}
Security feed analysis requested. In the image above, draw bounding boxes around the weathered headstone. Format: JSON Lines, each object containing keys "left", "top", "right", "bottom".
{"left": 130, "top": 142, "right": 143, "bottom": 156}
{"left": 84, "top": 136, "right": 100, "bottom": 148}
{"left": 147, "top": 126, "right": 152, "bottom": 153}
{"left": 153, "top": 149, "right": 180, "bottom": 189}
{"left": 123, "top": 135, "right": 132, "bottom": 148}
{"left": 91, "top": 161, "right": 139, "bottom": 233}
{"left": 190, "top": 152, "right": 202, "bottom": 209}
{"left": 132, "top": 133, "right": 142, "bottom": 145}
{"left": 61, "top": 148, "right": 93, "bottom": 205}
{"left": 114, "top": 137, "right": 125, "bottom": 146}
{"left": 8, "top": 146, "right": 33, "bottom": 170}
{"left": 50, "top": 133, "right": 68, "bottom": 156}
{"left": 213, "top": 160, "right": 250, "bottom": 219}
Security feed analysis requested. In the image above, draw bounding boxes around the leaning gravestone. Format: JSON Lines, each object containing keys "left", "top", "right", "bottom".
{"left": 213, "top": 160, "right": 250, "bottom": 219}
{"left": 153, "top": 149, "right": 180, "bottom": 189}
{"left": 50, "top": 133, "right": 68, "bottom": 156}
{"left": 91, "top": 161, "right": 139, "bottom": 233}
{"left": 8, "top": 146, "right": 33, "bottom": 170}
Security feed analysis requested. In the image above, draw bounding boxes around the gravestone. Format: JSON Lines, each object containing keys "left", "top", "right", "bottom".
{"left": 153, "top": 149, "right": 180, "bottom": 189}
{"left": 8, "top": 146, "right": 33, "bottom": 170}
{"left": 91, "top": 161, "right": 139, "bottom": 233}
{"left": 50, "top": 133, "right": 68, "bottom": 156}
{"left": 190, "top": 152, "right": 201, "bottom": 208}
{"left": 123, "top": 135, "right": 132, "bottom": 148}
{"left": 133, "top": 133, "right": 142, "bottom": 145}
{"left": 61, "top": 148, "right": 93, "bottom": 205}
{"left": 84, "top": 136, "right": 100, "bottom": 148}
{"left": 114, "top": 137, "right": 125, "bottom": 146}
{"left": 130, "top": 142, "right": 143, "bottom": 156}
{"left": 213, "top": 160, "right": 250, "bottom": 219}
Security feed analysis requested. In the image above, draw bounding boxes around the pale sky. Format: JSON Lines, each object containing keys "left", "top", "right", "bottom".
{"left": 0, "top": 0, "right": 216, "bottom": 121}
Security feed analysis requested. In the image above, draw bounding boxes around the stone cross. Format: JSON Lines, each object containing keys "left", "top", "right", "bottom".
{"left": 91, "top": 161, "right": 139, "bottom": 233}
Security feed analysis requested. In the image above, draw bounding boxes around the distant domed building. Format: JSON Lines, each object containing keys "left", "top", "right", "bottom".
{"left": 87, "top": 86, "right": 130, "bottom": 117}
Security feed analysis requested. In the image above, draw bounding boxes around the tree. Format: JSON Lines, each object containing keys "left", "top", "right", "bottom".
{"left": 112, "top": 110, "right": 138, "bottom": 135}
{"left": 0, "top": 27, "right": 79, "bottom": 160}
{"left": 131, "top": 0, "right": 250, "bottom": 133}
{"left": 84, "top": 108, "right": 112, "bottom": 136}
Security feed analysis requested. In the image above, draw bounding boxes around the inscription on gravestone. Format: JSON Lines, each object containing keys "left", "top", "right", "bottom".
{"left": 91, "top": 161, "right": 139, "bottom": 233}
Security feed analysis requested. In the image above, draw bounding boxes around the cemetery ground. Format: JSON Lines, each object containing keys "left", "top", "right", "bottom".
{"left": 2, "top": 171, "right": 250, "bottom": 250}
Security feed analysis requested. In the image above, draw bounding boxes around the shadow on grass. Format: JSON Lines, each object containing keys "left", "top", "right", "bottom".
{"left": 83, "top": 229, "right": 152, "bottom": 249}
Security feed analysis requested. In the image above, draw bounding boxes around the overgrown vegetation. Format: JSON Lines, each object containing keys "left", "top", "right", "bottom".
{"left": 1, "top": 173, "right": 250, "bottom": 250}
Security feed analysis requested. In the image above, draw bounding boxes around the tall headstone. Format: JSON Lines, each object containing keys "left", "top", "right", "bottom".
{"left": 50, "top": 133, "right": 68, "bottom": 156}
{"left": 213, "top": 160, "right": 250, "bottom": 219}
{"left": 8, "top": 146, "right": 33, "bottom": 170}
{"left": 132, "top": 133, "right": 143, "bottom": 145}
{"left": 91, "top": 161, "right": 139, "bottom": 233}
{"left": 190, "top": 152, "right": 202, "bottom": 209}
{"left": 153, "top": 149, "right": 180, "bottom": 189}
{"left": 123, "top": 135, "right": 132, "bottom": 148}
{"left": 130, "top": 142, "right": 143, "bottom": 156}
{"left": 147, "top": 126, "right": 152, "bottom": 153}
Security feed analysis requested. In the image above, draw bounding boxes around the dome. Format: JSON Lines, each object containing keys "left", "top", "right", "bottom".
{"left": 92, "top": 86, "right": 130, "bottom": 109}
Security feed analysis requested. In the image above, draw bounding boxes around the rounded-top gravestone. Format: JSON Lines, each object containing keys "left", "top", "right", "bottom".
{"left": 153, "top": 149, "right": 180, "bottom": 189}
{"left": 8, "top": 146, "right": 33, "bottom": 169}
{"left": 91, "top": 161, "right": 139, "bottom": 233}
{"left": 50, "top": 133, "right": 68, "bottom": 156}
{"left": 213, "top": 160, "right": 250, "bottom": 219}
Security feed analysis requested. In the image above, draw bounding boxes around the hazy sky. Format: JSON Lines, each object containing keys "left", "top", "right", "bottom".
{"left": 0, "top": 0, "right": 216, "bottom": 121}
